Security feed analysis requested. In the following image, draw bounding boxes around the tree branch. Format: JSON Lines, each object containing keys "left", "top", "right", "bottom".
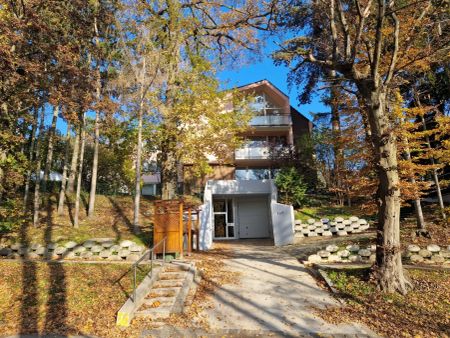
{"left": 372, "top": 0, "right": 386, "bottom": 87}
{"left": 384, "top": 2, "right": 400, "bottom": 85}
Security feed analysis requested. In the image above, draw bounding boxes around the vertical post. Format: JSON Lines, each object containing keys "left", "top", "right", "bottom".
{"left": 179, "top": 202, "right": 184, "bottom": 259}
{"left": 187, "top": 208, "right": 192, "bottom": 256}
{"left": 196, "top": 210, "right": 200, "bottom": 251}
{"left": 150, "top": 250, "right": 153, "bottom": 278}
{"left": 163, "top": 238, "right": 166, "bottom": 265}
{"left": 133, "top": 265, "right": 136, "bottom": 303}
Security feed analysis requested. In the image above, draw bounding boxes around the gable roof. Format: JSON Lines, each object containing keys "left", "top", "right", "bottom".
{"left": 236, "top": 79, "right": 289, "bottom": 99}
{"left": 227, "top": 79, "right": 311, "bottom": 123}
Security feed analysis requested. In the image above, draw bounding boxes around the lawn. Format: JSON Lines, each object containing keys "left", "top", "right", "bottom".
{"left": 0, "top": 261, "right": 152, "bottom": 337}
{"left": 318, "top": 267, "right": 450, "bottom": 337}
{"left": 295, "top": 205, "right": 375, "bottom": 222}
{"left": 3, "top": 194, "right": 154, "bottom": 247}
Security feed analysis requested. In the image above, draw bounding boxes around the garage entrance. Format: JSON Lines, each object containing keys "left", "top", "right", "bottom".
{"left": 236, "top": 196, "right": 271, "bottom": 239}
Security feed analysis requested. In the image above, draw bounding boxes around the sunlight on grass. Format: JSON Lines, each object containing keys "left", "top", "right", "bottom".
{"left": 321, "top": 268, "right": 450, "bottom": 337}
{"left": 295, "top": 205, "right": 372, "bottom": 221}
{"left": 0, "top": 261, "right": 151, "bottom": 337}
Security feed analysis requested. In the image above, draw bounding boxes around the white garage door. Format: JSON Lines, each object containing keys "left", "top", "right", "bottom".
{"left": 237, "top": 197, "right": 270, "bottom": 238}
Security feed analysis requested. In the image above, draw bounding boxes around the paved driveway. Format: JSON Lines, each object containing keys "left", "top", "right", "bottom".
{"left": 196, "top": 240, "right": 377, "bottom": 337}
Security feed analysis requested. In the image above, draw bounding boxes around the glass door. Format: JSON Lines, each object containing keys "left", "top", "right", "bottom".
{"left": 213, "top": 198, "right": 236, "bottom": 239}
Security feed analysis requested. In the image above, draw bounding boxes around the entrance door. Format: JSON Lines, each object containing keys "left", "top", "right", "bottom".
{"left": 237, "top": 197, "right": 270, "bottom": 238}
{"left": 213, "top": 198, "right": 236, "bottom": 239}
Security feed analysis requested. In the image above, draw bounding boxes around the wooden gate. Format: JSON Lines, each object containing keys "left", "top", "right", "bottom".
{"left": 153, "top": 200, "right": 183, "bottom": 255}
{"left": 153, "top": 199, "right": 201, "bottom": 256}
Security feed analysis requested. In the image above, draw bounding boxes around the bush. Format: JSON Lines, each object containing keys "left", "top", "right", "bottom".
{"left": 274, "top": 167, "right": 308, "bottom": 207}
{"left": 0, "top": 198, "right": 23, "bottom": 234}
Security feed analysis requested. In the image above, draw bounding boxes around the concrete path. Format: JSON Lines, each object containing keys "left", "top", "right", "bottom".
{"left": 194, "top": 240, "right": 377, "bottom": 337}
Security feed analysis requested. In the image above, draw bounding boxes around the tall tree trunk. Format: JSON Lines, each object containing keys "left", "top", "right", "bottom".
{"left": 362, "top": 87, "right": 411, "bottom": 294}
{"left": 133, "top": 57, "right": 146, "bottom": 233}
{"left": 88, "top": 13, "right": 101, "bottom": 218}
{"left": 160, "top": 138, "right": 178, "bottom": 200}
{"left": 67, "top": 127, "right": 80, "bottom": 193}
{"left": 404, "top": 143, "right": 426, "bottom": 231}
{"left": 74, "top": 115, "right": 86, "bottom": 228}
{"left": 42, "top": 105, "right": 59, "bottom": 192}
{"left": 33, "top": 108, "right": 46, "bottom": 227}
{"left": 57, "top": 123, "right": 71, "bottom": 215}
{"left": 420, "top": 115, "right": 447, "bottom": 220}
{"left": 329, "top": 70, "right": 345, "bottom": 206}
{"left": 23, "top": 108, "right": 39, "bottom": 210}
{"left": 88, "top": 68, "right": 101, "bottom": 217}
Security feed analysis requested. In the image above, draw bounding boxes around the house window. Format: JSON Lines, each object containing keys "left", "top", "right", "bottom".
{"left": 235, "top": 168, "right": 271, "bottom": 180}
{"left": 248, "top": 93, "right": 283, "bottom": 116}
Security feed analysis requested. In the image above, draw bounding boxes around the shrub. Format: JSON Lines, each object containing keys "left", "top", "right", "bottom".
{"left": 0, "top": 198, "right": 23, "bottom": 234}
{"left": 274, "top": 167, "right": 308, "bottom": 207}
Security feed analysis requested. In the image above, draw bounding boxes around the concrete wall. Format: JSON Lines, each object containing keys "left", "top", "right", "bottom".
{"left": 210, "top": 179, "right": 273, "bottom": 195}
{"left": 271, "top": 202, "right": 295, "bottom": 246}
{"left": 199, "top": 179, "right": 294, "bottom": 250}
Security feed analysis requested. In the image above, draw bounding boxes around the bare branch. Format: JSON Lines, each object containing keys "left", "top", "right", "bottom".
{"left": 336, "top": 0, "right": 351, "bottom": 59}
{"left": 351, "top": 0, "right": 373, "bottom": 62}
{"left": 372, "top": 0, "right": 386, "bottom": 86}
{"left": 384, "top": 2, "right": 400, "bottom": 85}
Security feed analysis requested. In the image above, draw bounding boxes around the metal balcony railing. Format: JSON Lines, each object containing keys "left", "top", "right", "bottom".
{"left": 235, "top": 145, "right": 288, "bottom": 160}
{"left": 249, "top": 114, "right": 292, "bottom": 126}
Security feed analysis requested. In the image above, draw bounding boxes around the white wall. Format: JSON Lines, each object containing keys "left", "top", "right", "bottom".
{"left": 271, "top": 202, "right": 295, "bottom": 246}
{"left": 199, "top": 179, "right": 294, "bottom": 250}
{"left": 142, "top": 184, "right": 156, "bottom": 196}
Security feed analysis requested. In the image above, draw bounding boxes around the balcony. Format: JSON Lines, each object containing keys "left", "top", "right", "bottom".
{"left": 235, "top": 146, "right": 270, "bottom": 160}
{"left": 249, "top": 114, "right": 292, "bottom": 127}
{"left": 235, "top": 145, "right": 288, "bottom": 160}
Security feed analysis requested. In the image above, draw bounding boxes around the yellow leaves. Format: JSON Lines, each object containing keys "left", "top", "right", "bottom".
{"left": 150, "top": 301, "right": 161, "bottom": 308}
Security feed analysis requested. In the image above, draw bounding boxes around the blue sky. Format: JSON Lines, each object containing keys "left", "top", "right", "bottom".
{"left": 217, "top": 40, "right": 328, "bottom": 121}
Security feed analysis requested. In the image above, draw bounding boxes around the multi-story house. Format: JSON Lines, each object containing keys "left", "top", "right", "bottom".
{"left": 191, "top": 79, "right": 312, "bottom": 249}
{"left": 142, "top": 79, "right": 311, "bottom": 249}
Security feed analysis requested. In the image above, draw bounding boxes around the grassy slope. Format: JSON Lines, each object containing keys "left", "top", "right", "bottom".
{"left": 0, "top": 261, "right": 151, "bottom": 337}
{"left": 295, "top": 205, "right": 375, "bottom": 221}
{"left": 5, "top": 194, "right": 154, "bottom": 246}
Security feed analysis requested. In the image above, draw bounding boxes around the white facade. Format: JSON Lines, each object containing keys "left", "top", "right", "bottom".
{"left": 198, "top": 179, "right": 294, "bottom": 250}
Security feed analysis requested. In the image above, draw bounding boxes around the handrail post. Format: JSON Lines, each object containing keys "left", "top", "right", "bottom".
{"left": 133, "top": 265, "right": 136, "bottom": 303}
{"left": 163, "top": 238, "right": 166, "bottom": 266}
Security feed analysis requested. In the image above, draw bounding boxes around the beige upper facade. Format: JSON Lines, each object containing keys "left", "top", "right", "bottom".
{"left": 183, "top": 79, "right": 312, "bottom": 194}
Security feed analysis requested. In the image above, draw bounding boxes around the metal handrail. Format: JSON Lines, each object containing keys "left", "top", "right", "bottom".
{"left": 131, "top": 236, "right": 167, "bottom": 303}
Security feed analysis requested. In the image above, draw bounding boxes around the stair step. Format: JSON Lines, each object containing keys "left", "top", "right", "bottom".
{"left": 142, "top": 296, "right": 176, "bottom": 306}
{"left": 135, "top": 305, "right": 172, "bottom": 318}
{"left": 148, "top": 287, "right": 180, "bottom": 298}
{"left": 163, "top": 262, "right": 191, "bottom": 272}
{"left": 153, "top": 279, "right": 184, "bottom": 288}
{"left": 159, "top": 271, "right": 187, "bottom": 280}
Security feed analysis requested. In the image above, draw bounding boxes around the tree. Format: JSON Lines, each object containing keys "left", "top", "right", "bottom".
{"left": 57, "top": 124, "right": 72, "bottom": 215}
{"left": 274, "top": 0, "right": 449, "bottom": 294}
{"left": 32, "top": 108, "right": 46, "bottom": 227}
{"left": 42, "top": 105, "right": 59, "bottom": 192}
{"left": 88, "top": 0, "right": 119, "bottom": 218}
{"left": 23, "top": 108, "right": 39, "bottom": 210}
{"left": 116, "top": 0, "right": 272, "bottom": 230}
{"left": 74, "top": 114, "right": 86, "bottom": 228}
{"left": 275, "top": 167, "right": 308, "bottom": 207}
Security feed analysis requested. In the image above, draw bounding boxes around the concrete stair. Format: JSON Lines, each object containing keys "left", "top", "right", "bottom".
{"left": 134, "top": 261, "right": 193, "bottom": 320}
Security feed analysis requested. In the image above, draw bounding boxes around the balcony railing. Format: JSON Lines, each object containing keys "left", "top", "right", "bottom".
{"left": 235, "top": 146, "right": 270, "bottom": 159}
{"left": 249, "top": 114, "right": 292, "bottom": 126}
{"left": 235, "top": 145, "right": 288, "bottom": 160}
